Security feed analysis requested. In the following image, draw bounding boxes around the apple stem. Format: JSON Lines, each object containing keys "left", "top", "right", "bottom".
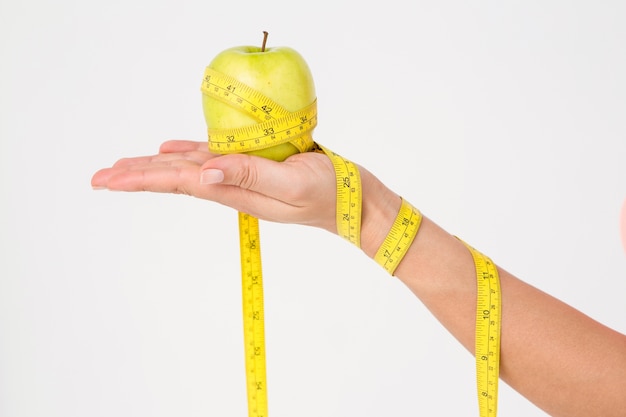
{"left": 261, "top": 31, "right": 269, "bottom": 52}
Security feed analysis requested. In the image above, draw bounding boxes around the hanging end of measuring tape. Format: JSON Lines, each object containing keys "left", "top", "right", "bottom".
{"left": 374, "top": 198, "right": 422, "bottom": 276}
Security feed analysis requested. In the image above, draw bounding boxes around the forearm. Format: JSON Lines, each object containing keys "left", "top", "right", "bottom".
{"left": 359, "top": 171, "right": 626, "bottom": 417}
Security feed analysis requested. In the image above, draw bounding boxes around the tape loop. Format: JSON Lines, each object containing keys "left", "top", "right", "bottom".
{"left": 374, "top": 198, "right": 422, "bottom": 275}
{"left": 201, "top": 67, "right": 317, "bottom": 155}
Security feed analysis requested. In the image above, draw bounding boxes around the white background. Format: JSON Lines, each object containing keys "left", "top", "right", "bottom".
{"left": 1, "top": 0, "right": 625, "bottom": 416}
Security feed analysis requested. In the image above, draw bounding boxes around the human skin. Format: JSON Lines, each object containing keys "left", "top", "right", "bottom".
{"left": 92, "top": 140, "right": 626, "bottom": 417}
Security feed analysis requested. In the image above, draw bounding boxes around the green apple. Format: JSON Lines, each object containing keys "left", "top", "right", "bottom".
{"left": 202, "top": 42, "right": 316, "bottom": 161}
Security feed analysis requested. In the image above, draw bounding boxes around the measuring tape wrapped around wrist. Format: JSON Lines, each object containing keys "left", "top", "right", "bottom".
{"left": 201, "top": 67, "right": 501, "bottom": 417}
{"left": 313, "top": 144, "right": 422, "bottom": 277}
{"left": 374, "top": 198, "right": 422, "bottom": 275}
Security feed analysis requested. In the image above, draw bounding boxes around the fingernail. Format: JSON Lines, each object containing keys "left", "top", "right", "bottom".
{"left": 200, "top": 169, "right": 224, "bottom": 184}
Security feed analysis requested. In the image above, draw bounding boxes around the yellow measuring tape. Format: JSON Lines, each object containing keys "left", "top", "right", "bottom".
{"left": 202, "top": 67, "right": 316, "bottom": 155}
{"left": 201, "top": 67, "right": 501, "bottom": 417}
{"left": 463, "top": 241, "right": 502, "bottom": 417}
{"left": 374, "top": 198, "right": 422, "bottom": 275}
{"left": 238, "top": 212, "right": 268, "bottom": 417}
{"left": 314, "top": 143, "right": 362, "bottom": 247}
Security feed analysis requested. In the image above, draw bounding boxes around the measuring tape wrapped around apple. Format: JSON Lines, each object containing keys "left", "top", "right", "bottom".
{"left": 201, "top": 33, "right": 501, "bottom": 417}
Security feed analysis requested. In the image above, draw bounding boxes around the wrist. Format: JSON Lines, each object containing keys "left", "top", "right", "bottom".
{"left": 358, "top": 166, "right": 403, "bottom": 259}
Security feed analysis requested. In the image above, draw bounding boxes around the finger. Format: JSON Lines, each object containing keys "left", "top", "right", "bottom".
{"left": 103, "top": 160, "right": 203, "bottom": 195}
{"left": 91, "top": 167, "right": 115, "bottom": 188}
{"left": 159, "top": 140, "right": 208, "bottom": 153}
{"left": 100, "top": 157, "right": 294, "bottom": 221}
{"left": 92, "top": 156, "right": 207, "bottom": 191}
{"left": 111, "top": 150, "right": 214, "bottom": 169}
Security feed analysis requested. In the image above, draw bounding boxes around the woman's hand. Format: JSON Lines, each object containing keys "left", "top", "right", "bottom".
{"left": 91, "top": 140, "right": 339, "bottom": 233}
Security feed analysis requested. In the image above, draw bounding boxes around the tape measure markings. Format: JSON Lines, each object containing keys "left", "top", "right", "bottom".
{"left": 207, "top": 105, "right": 317, "bottom": 153}
{"left": 202, "top": 67, "right": 316, "bottom": 154}
{"left": 462, "top": 240, "right": 501, "bottom": 417}
{"left": 316, "top": 144, "right": 362, "bottom": 247}
{"left": 374, "top": 198, "right": 422, "bottom": 275}
{"left": 239, "top": 212, "right": 268, "bottom": 417}
{"left": 202, "top": 66, "right": 502, "bottom": 417}
{"left": 202, "top": 67, "right": 286, "bottom": 121}
{"left": 202, "top": 68, "right": 329, "bottom": 417}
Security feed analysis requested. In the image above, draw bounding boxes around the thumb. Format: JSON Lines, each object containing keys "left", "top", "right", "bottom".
{"left": 197, "top": 151, "right": 338, "bottom": 231}
{"left": 199, "top": 153, "right": 294, "bottom": 198}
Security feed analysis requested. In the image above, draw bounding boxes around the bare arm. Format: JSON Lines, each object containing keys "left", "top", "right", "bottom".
{"left": 92, "top": 140, "right": 626, "bottom": 416}
{"left": 359, "top": 174, "right": 626, "bottom": 417}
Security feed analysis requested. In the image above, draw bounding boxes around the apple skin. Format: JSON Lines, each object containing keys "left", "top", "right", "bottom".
{"left": 202, "top": 46, "right": 316, "bottom": 162}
